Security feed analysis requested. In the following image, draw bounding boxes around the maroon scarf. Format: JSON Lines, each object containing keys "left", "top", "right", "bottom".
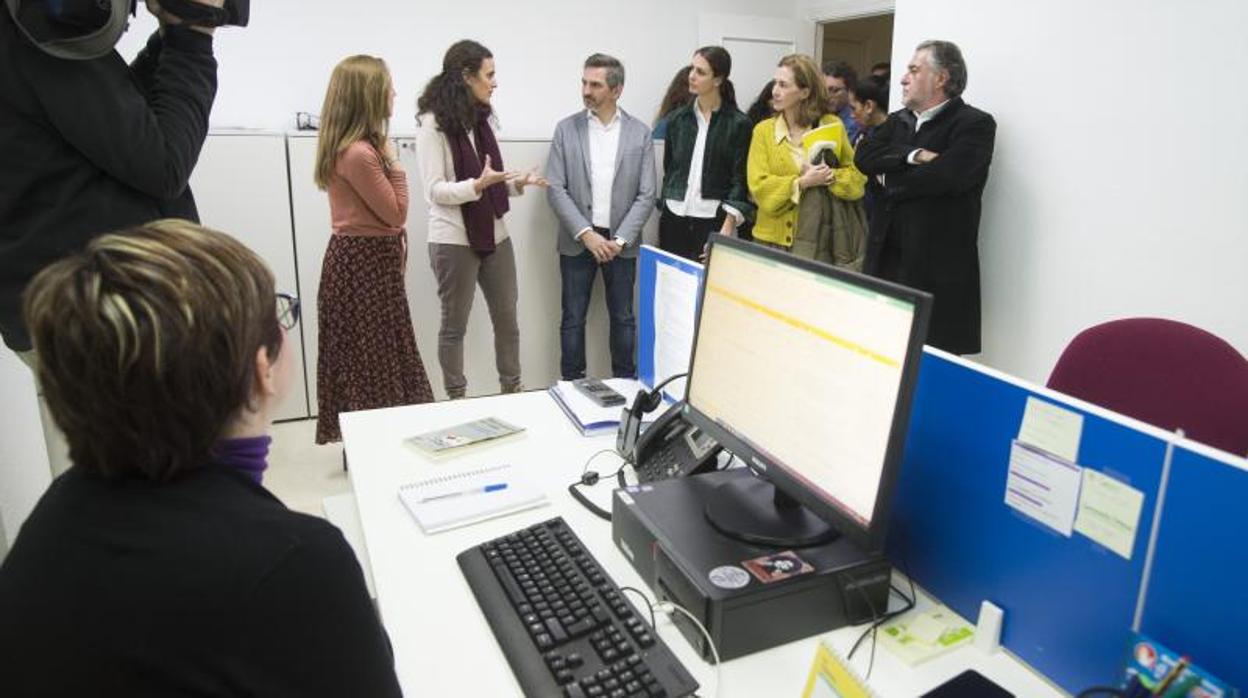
{"left": 448, "top": 105, "right": 509, "bottom": 255}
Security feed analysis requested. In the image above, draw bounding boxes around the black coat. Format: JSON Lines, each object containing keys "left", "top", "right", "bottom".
{"left": 0, "top": 465, "right": 403, "bottom": 697}
{"left": 856, "top": 97, "right": 996, "bottom": 354}
{"left": 0, "top": 13, "right": 217, "bottom": 351}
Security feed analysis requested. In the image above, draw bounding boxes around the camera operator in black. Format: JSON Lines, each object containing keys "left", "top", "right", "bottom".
{"left": 0, "top": 0, "right": 224, "bottom": 357}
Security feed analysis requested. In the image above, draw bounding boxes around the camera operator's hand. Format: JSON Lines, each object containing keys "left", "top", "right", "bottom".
{"left": 146, "top": 0, "right": 226, "bottom": 36}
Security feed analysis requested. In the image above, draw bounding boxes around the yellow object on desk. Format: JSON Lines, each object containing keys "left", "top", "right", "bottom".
{"left": 801, "top": 638, "right": 876, "bottom": 698}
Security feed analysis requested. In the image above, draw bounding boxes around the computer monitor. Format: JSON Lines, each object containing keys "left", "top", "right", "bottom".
{"left": 682, "top": 237, "right": 931, "bottom": 552}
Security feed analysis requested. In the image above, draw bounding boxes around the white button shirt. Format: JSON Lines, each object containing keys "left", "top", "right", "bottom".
{"left": 586, "top": 108, "right": 621, "bottom": 231}
{"left": 905, "top": 99, "right": 952, "bottom": 164}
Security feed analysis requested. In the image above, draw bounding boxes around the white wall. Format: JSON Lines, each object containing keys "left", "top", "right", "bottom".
{"left": 0, "top": 351, "right": 52, "bottom": 555}
{"left": 807, "top": 0, "right": 1248, "bottom": 383}
{"left": 117, "top": 0, "right": 800, "bottom": 137}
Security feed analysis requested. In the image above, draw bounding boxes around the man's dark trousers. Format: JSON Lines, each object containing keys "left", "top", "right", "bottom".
{"left": 559, "top": 249, "right": 636, "bottom": 380}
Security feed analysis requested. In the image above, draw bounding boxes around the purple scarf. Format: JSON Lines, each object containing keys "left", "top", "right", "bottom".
{"left": 448, "top": 105, "right": 509, "bottom": 256}
{"left": 214, "top": 435, "right": 271, "bottom": 484}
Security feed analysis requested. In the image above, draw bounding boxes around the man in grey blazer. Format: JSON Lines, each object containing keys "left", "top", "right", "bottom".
{"left": 546, "top": 53, "right": 656, "bottom": 380}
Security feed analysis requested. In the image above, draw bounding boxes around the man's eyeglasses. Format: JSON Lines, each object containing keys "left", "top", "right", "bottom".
{"left": 277, "top": 293, "right": 301, "bottom": 331}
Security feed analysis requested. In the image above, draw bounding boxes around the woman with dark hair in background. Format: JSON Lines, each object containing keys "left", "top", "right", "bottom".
{"left": 746, "top": 79, "right": 777, "bottom": 125}
{"left": 849, "top": 77, "right": 889, "bottom": 148}
{"left": 849, "top": 77, "right": 890, "bottom": 227}
{"left": 415, "top": 39, "right": 546, "bottom": 399}
{"left": 652, "top": 65, "right": 692, "bottom": 140}
{"left": 313, "top": 54, "right": 433, "bottom": 445}
{"left": 0, "top": 220, "right": 402, "bottom": 697}
{"left": 658, "top": 45, "right": 753, "bottom": 261}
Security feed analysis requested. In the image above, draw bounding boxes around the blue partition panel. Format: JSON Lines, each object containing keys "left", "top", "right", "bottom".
{"left": 888, "top": 351, "right": 1169, "bottom": 693}
{"left": 636, "top": 245, "right": 702, "bottom": 390}
{"left": 1140, "top": 445, "right": 1247, "bottom": 692}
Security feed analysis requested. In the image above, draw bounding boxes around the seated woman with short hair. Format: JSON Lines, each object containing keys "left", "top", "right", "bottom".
{"left": 0, "top": 220, "right": 402, "bottom": 697}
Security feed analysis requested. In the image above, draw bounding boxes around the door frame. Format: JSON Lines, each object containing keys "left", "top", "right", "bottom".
{"left": 806, "top": 0, "right": 896, "bottom": 66}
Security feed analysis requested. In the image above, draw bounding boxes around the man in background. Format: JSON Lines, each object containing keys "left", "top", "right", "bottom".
{"left": 822, "top": 59, "right": 861, "bottom": 144}
{"left": 546, "top": 54, "right": 656, "bottom": 381}
{"left": 1, "top": 0, "right": 225, "bottom": 474}
{"left": 856, "top": 40, "right": 996, "bottom": 355}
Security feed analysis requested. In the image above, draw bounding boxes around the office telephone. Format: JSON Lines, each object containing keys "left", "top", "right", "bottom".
{"left": 627, "top": 401, "right": 721, "bottom": 483}
{"left": 568, "top": 387, "right": 720, "bottom": 523}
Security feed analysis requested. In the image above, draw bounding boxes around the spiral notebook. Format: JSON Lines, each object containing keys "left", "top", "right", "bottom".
{"left": 397, "top": 463, "right": 547, "bottom": 534}
{"left": 801, "top": 638, "right": 876, "bottom": 698}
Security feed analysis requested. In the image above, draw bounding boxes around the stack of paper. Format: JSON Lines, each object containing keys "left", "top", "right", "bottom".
{"left": 547, "top": 378, "right": 649, "bottom": 436}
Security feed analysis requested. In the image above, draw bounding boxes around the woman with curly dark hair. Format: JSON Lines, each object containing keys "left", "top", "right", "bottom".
{"left": 415, "top": 39, "right": 546, "bottom": 398}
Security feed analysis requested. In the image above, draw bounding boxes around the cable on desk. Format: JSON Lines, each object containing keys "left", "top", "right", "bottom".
{"left": 845, "top": 551, "right": 918, "bottom": 679}
{"left": 846, "top": 567, "right": 883, "bottom": 679}
{"left": 613, "top": 585, "right": 721, "bottom": 698}
{"left": 619, "top": 585, "right": 657, "bottom": 629}
{"left": 567, "top": 449, "right": 627, "bottom": 521}
{"left": 655, "top": 599, "right": 721, "bottom": 698}
{"left": 580, "top": 448, "right": 625, "bottom": 480}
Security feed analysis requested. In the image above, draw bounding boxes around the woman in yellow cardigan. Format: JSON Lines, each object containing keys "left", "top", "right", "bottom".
{"left": 747, "top": 54, "right": 867, "bottom": 268}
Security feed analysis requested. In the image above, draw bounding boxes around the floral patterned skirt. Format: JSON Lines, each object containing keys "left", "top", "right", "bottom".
{"left": 316, "top": 233, "right": 433, "bottom": 443}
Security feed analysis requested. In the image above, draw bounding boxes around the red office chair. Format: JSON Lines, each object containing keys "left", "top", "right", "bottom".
{"left": 1047, "top": 318, "right": 1248, "bottom": 457}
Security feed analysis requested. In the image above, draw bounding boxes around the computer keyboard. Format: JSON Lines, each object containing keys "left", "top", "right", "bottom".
{"left": 458, "top": 517, "right": 699, "bottom": 697}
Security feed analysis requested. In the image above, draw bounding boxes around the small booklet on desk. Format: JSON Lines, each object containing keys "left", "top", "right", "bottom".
{"left": 404, "top": 416, "right": 525, "bottom": 459}
{"left": 548, "top": 378, "right": 649, "bottom": 436}
{"left": 397, "top": 463, "right": 547, "bottom": 534}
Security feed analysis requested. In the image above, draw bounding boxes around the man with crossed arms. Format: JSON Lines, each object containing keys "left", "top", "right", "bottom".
{"left": 546, "top": 53, "right": 656, "bottom": 380}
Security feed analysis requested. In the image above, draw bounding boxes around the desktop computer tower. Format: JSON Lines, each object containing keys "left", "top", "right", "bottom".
{"left": 611, "top": 469, "right": 892, "bottom": 662}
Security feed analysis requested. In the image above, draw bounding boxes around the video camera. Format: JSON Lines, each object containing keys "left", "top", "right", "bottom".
{"left": 5, "top": 0, "right": 248, "bottom": 60}
{"left": 153, "top": 0, "right": 249, "bottom": 28}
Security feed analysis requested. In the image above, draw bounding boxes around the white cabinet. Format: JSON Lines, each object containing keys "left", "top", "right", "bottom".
{"left": 189, "top": 133, "right": 310, "bottom": 421}
{"left": 286, "top": 135, "right": 334, "bottom": 413}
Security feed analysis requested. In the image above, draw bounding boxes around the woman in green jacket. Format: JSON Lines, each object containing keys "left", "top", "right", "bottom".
{"left": 746, "top": 54, "right": 867, "bottom": 268}
{"left": 659, "top": 46, "right": 754, "bottom": 261}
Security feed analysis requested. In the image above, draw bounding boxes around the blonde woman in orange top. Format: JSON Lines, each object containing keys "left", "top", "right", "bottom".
{"left": 313, "top": 55, "right": 433, "bottom": 444}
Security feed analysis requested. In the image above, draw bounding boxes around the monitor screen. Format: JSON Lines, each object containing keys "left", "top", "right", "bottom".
{"left": 684, "top": 237, "right": 931, "bottom": 550}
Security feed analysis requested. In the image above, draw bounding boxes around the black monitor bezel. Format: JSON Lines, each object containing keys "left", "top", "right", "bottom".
{"left": 680, "top": 236, "right": 932, "bottom": 552}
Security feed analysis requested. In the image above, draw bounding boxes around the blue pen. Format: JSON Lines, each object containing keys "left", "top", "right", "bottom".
{"left": 420, "top": 482, "right": 509, "bottom": 503}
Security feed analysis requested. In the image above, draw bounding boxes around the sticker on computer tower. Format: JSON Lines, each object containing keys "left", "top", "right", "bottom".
{"left": 742, "top": 551, "right": 814, "bottom": 584}
{"left": 707, "top": 566, "right": 751, "bottom": 589}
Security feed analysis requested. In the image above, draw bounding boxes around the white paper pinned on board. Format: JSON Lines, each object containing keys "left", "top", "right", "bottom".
{"left": 653, "top": 261, "right": 699, "bottom": 400}
{"left": 1018, "top": 396, "right": 1084, "bottom": 462}
{"left": 1004, "top": 440, "right": 1083, "bottom": 536}
{"left": 1074, "top": 468, "right": 1145, "bottom": 559}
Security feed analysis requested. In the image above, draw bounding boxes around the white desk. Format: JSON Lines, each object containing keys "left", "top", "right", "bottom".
{"left": 341, "top": 392, "right": 1066, "bottom": 697}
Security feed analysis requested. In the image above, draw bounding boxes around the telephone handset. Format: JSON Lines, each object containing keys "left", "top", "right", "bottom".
{"left": 629, "top": 402, "right": 721, "bottom": 483}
